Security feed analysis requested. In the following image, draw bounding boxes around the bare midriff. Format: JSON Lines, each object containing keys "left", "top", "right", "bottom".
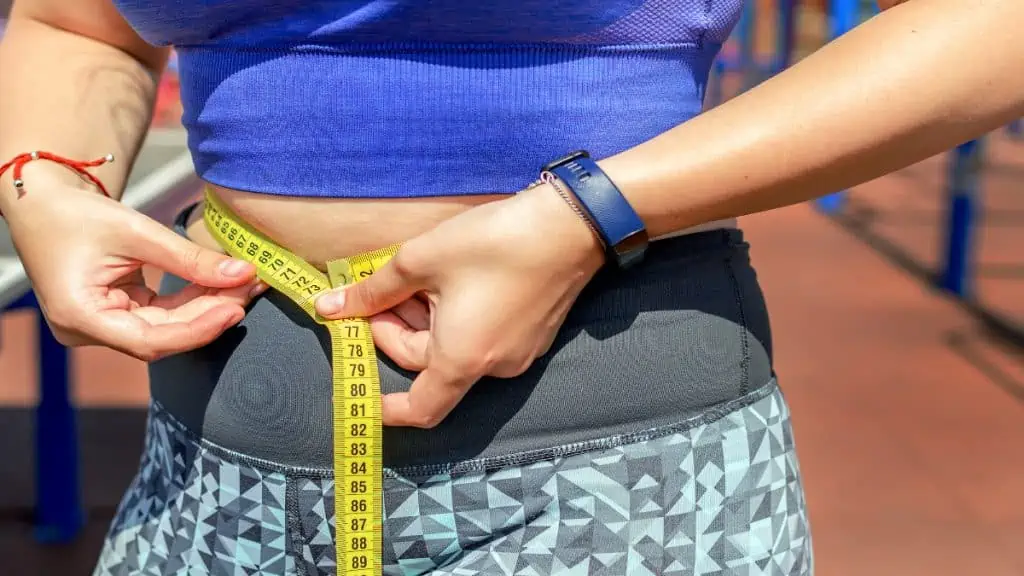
{"left": 186, "top": 184, "right": 736, "bottom": 268}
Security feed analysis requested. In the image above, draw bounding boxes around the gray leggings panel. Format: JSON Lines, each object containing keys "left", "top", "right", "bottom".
{"left": 150, "top": 206, "right": 773, "bottom": 471}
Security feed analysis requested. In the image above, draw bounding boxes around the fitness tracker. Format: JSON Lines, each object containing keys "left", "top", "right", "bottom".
{"left": 541, "top": 150, "right": 649, "bottom": 270}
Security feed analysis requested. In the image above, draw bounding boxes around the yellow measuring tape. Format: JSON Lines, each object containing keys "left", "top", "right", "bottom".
{"left": 203, "top": 188, "right": 393, "bottom": 575}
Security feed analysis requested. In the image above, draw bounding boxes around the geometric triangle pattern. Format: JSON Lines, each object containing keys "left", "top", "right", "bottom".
{"left": 379, "top": 381, "right": 813, "bottom": 575}
{"left": 92, "top": 402, "right": 293, "bottom": 575}
{"left": 94, "top": 382, "right": 812, "bottom": 575}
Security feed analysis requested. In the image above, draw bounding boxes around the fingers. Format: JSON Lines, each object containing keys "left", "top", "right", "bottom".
{"left": 368, "top": 312, "right": 428, "bottom": 371}
{"left": 392, "top": 297, "right": 431, "bottom": 332}
{"left": 144, "top": 305, "right": 245, "bottom": 358}
{"left": 69, "top": 281, "right": 267, "bottom": 362}
{"left": 84, "top": 303, "right": 244, "bottom": 362}
{"left": 316, "top": 251, "right": 426, "bottom": 319}
{"left": 128, "top": 216, "right": 256, "bottom": 289}
{"left": 149, "top": 280, "right": 267, "bottom": 313}
{"left": 132, "top": 281, "right": 265, "bottom": 327}
{"left": 382, "top": 366, "right": 476, "bottom": 428}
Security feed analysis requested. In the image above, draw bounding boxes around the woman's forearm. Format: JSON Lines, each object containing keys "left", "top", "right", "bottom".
{"left": 0, "top": 14, "right": 166, "bottom": 207}
{"left": 602, "top": 0, "right": 1024, "bottom": 237}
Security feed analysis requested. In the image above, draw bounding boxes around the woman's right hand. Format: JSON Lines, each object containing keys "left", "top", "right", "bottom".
{"left": 4, "top": 181, "right": 265, "bottom": 362}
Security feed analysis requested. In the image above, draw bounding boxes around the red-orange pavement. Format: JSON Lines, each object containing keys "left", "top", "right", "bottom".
{"left": 2, "top": 197, "right": 1024, "bottom": 574}
{"left": 838, "top": 133, "right": 1024, "bottom": 337}
{"left": 742, "top": 203, "right": 1024, "bottom": 576}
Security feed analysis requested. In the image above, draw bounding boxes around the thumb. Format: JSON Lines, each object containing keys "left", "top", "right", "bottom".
{"left": 131, "top": 215, "right": 256, "bottom": 288}
{"left": 315, "top": 255, "right": 424, "bottom": 319}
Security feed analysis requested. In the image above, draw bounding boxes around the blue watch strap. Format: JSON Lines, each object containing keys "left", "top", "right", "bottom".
{"left": 545, "top": 152, "right": 649, "bottom": 269}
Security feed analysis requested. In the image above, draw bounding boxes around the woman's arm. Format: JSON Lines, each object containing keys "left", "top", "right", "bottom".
{"left": 601, "top": 0, "right": 1024, "bottom": 236}
{"left": 314, "top": 0, "right": 1024, "bottom": 428}
{"left": 0, "top": 0, "right": 260, "bottom": 361}
{"left": 0, "top": 0, "right": 169, "bottom": 203}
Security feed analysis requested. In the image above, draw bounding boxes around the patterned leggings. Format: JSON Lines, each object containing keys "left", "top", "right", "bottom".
{"left": 93, "top": 380, "right": 812, "bottom": 575}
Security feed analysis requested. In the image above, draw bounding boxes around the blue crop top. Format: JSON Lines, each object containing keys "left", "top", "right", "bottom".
{"left": 113, "top": 1, "right": 743, "bottom": 199}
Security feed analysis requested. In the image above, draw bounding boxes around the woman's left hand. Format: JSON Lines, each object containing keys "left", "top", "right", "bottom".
{"left": 314, "top": 184, "right": 605, "bottom": 428}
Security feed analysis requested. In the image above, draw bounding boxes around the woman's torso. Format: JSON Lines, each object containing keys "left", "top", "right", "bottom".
{"left": 125, "top": 0, "right": 768, "bottom": 470}
{"left": 114, "top": 0, "right": 745, "bottom": 261}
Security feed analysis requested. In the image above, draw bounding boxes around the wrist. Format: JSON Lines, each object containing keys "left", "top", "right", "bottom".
{"left": 519, "top": 182, "right": 605, "bottom": 271}
{"left": 1, "top": 154, "right": 117, "bottom": 216}
{"left": 538, "top": 151, "right": 649, "bottom": 269}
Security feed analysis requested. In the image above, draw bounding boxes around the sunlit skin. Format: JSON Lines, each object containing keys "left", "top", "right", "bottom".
{"left": 1, "top": 0, "right": 1022, "bottom": 427}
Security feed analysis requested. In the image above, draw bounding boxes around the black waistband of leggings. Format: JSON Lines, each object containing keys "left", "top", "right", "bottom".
{"left": 156, "top": 202, "right": 768, "bottom": 472}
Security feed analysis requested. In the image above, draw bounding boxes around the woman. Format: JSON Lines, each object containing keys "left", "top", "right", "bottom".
{"left": 1, "top": 0, "right": 1020, "bottom": 574}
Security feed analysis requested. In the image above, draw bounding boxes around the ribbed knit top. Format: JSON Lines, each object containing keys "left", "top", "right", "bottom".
{"left": 114, "top": 0, "right": 743, "bottom": 198}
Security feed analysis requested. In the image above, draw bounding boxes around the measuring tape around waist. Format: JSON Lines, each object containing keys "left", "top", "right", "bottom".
{"left": 203, "top": 187, "right": 395, "bottom": 575}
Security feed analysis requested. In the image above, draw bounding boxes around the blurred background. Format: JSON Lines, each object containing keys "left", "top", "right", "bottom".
{"left": 1, "top": 1, "right": 1022, "bottom": 574}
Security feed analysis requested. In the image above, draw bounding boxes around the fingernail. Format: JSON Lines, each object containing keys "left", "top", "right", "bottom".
{"left": 249, "top": 282, "right": 268, "bottom": 298}
{"left": 316, "top": 291, "right": 344, "bottom": 315}
{"left": 220, "top": 259, "right": 251, "bottom": 277}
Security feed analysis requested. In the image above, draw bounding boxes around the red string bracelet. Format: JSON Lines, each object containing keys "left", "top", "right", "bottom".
{"left": 0, "top": 150, "right": 115, "bottom": 215}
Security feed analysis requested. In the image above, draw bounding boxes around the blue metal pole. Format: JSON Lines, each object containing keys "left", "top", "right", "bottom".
{"left": 815, "top": 0, "right": 859, "bottom": 213}
{"left": 775, "top": 0, "right": 798, "bottom": 74}
{"left": 939, "top": 139, "right": 984, "bottom": 297}
{"left": 738, "top": 0, "right": 756, "bottom": 90}
{"left": 19, "top": 291, "right": 84, "bottom": 544}
{"left": 830, "top": 0, "right": 858, "bottom": 48}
